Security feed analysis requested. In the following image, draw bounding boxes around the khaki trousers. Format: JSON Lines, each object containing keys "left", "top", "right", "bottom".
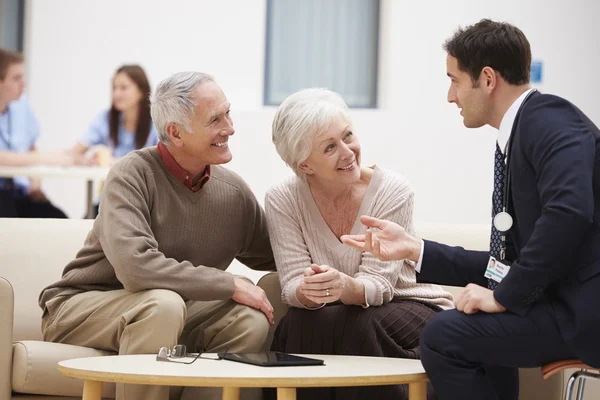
{"left": 42, "top": 289, "right": 269, "bottom": 400}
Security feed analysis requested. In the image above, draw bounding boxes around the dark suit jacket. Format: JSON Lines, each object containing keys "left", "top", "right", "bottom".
{"left": 418, "top": 92, "right": 600, "bottom": 367}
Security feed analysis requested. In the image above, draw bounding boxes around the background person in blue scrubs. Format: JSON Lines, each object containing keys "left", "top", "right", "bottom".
{"left": 69, "top": 65, "right": 158, "bottom": 217}
{"left": 0, "top": 48, "right": 72, "bottom": 218}
{"left": 70, "top": 65, "right": 158, "bottom": 167}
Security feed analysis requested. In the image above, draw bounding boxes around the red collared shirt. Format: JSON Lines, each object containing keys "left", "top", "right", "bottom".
{"left": 157, "top": 142, "right": 210, "bottom": 192}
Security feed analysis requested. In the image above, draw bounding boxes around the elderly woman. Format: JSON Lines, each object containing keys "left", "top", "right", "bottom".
{"left": 265, "top": 88, "right": 453, "bottom": 400}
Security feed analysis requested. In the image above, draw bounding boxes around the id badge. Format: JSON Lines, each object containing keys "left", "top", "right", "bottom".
{"left": 484, "top": 256, "right": 511, "bottom": 283}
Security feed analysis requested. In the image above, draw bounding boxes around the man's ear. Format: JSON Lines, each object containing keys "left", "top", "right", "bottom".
{"left": 481, "top": 66, "right": 497, "bottom": 92}
{"left": 298, "top": 163, "right": 314, "bottom": 175}
{"left": 166, "top": 123, "right": 184, "bottom": 147}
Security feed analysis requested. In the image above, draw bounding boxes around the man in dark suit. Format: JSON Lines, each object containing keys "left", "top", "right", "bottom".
{"left": 342, "top": 19, "right": 600, "bottom": 400}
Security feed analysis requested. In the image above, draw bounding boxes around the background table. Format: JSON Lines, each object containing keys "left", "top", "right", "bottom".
{"left": 59, "top": 353, "right": 429, "bottom": 400}
{"left": 0, "top": 165, "right": 110, "bottom": 218}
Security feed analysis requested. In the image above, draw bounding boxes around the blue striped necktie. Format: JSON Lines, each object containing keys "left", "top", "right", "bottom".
{"left": 488, "top": 142, "right": 506, "bottom": 290}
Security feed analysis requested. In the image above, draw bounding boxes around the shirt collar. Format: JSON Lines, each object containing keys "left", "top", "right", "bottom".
{"left": 497, "top": 88, "right": 534, "bottom": 154}
{"left": 157, "top": 142, "right": 211, "bottom": 192}
{"left": 0, "top": 100, "right": 13, "bottom": 116}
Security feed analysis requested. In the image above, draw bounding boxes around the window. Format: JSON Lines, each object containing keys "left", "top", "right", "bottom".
{"left": 264, "top": 0, "right": 380, "bottom": 108}
{"left": 0, "top": 0, "right": 25, "bottom": 51}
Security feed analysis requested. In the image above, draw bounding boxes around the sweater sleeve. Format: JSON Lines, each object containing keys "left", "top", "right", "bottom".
{"left": 354, "top": 175, "right": 414, "bottom": 306}
{"left": 265, "top": 184, "right": 323, "bottom": 309}
{"left": 97, "top": 155, "right": 235, "bottom": 301}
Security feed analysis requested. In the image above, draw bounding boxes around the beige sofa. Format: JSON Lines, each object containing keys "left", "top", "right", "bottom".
{"left": 0, "top": 218, "right": 578, "bottom": 399}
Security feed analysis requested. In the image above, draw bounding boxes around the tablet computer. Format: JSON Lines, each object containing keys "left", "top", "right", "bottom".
{"left": 218, "top": 351, "right": 324, "bottom": 367}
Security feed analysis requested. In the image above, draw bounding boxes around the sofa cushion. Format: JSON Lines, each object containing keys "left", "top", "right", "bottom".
{"left": 12, "top": 340, "right": 116, "bottom": 397}
{"left": 0, "top": 218, "right": 94, "bottom": 342}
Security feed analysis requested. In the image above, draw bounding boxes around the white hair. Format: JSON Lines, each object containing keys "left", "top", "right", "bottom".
{"left": 150, "top": 72, "right": 215, "bottom": 144}
{"left": 272, "top": 88, "right": 352, "bottom": 177}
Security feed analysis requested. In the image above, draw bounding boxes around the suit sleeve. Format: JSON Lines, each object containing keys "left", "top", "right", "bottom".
{"left": 494, "top": 98, "right": 596, "bottom": 315}
{"left": 417, "top": 240, "right": 489, "bottom": 287}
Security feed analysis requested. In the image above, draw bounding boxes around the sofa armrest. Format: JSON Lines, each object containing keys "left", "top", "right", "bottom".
{"left": 0, "top": 276, "right": 14, "bottom": 399}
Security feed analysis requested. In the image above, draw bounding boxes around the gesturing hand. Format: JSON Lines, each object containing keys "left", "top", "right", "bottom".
{"left": 231, "top": 277, "right": 274, "bottom": 324}
{"left": 298, "top": 264, "right": 346, "bottom": 304}
{"left": 341, "top": 215, "right": 422, "bottom": 262}
{"left": 454, "top": 284, "right": 507, "bottom": 314}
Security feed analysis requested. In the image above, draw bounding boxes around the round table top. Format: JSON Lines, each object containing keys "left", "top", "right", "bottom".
{"left": 58, "top": 354, "right": 428, "bottom": 388}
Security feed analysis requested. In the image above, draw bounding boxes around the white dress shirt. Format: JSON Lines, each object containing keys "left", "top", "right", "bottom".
{"left": 414, "top": 88, "right": 534, "bottom": 273}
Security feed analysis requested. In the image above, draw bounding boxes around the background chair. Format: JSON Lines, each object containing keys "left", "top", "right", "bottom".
{"left": 543, "top": 359, "right": 600, "bottom": 400}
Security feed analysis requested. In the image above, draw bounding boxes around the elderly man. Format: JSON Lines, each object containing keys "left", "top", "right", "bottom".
{"left": 39, "top": 72, "right": 275, "bottom": 400}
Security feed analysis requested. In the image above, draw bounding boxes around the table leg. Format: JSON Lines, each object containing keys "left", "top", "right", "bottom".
{"left": 222, "top": 386, "right": 240, "bottom": 400}
{"left": 277, "top": 387, "right": 297, "bottom": 400}
{"left": 408, "top": 381, "right": 427, "bottom": 400}
{"left": 82, "top": 380, "right": 102, "bottom": 400}
{"left": 85, "top": 180, "right": 94, "bottom": 219}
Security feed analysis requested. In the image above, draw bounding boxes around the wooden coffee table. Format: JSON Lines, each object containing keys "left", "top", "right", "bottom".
{"left": 58, "top": 354, "right": 429, "bottom": 400}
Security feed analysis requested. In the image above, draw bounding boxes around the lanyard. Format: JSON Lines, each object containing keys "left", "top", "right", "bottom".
{"left": 0, "top": 108, "right": 11, "bottom": 150}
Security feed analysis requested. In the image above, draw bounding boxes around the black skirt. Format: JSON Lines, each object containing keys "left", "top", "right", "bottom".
{"left": 265, "top": 298, "right": 440, "bottom": 400}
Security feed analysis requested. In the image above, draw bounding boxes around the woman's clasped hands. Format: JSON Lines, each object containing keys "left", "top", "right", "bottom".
{"left": 299, "top": 264, "right": 346, "bottom": 304}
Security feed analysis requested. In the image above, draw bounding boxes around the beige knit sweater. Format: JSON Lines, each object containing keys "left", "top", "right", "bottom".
{"left": 265, "top": 166, "right": 454, "bottom": 309}
{"left": 39, "top": 147, "right": 275, "bottom": 311}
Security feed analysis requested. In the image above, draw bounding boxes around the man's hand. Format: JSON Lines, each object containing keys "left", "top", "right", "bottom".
{"left": 73, "top": 152, "right": 97, "bottom": 166}
{"left": 341, "top": 215, "right": 421, "bottom": 262}
{"left": 27, "top": 178, "right": 47, "bottom": 202}
{"left": 454, "top": 284, "right": 507, "bottom": 314}
{"left": 231, "top": 277, "right": 274, "bottom": 324}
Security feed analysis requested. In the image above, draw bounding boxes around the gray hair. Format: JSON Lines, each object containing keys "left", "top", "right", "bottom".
{"left": 150, "top": 72, "right": 215, "bottom": 143}
{"left": 272, "top": 88, "right": 351, "bottom": 177}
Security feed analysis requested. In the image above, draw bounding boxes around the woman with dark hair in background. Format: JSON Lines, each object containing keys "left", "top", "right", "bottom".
{"left": 72, "top": 64, "right": 158, "bottom": 166}
{"left": 71, "top": 65, "right": 158, "bottom": 216}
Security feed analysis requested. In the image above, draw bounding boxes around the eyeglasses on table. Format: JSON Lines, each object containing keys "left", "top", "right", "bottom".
{"left": 156, "top": 344, "right": 229, "bottom": 364}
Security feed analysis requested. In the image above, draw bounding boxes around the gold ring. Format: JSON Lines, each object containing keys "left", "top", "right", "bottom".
{"left": 325, "top": 289, "right": 330, "bottom": 296}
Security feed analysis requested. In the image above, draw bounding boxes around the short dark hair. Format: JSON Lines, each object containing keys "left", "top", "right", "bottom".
{"left": 0, "top": 48, "right": 24, "bottom": 80}
{"left": 443, "top": 19, "right": 531, "bottom": 86}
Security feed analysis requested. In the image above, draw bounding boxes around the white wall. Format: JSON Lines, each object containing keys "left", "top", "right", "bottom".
{"left": 24, "top": 0, "right": 600, "bottom": 226}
